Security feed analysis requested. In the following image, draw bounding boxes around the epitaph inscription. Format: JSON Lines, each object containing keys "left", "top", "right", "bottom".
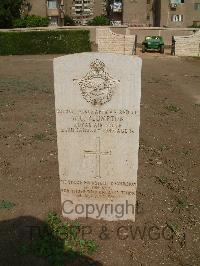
{"left": 54, "top": 53, "right": 142, "bottom": 221}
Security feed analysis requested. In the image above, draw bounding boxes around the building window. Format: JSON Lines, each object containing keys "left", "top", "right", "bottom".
{"left": 48, "top": 0, "right": 58, "bottom": 9}
{"left": 171, "top": 15, "right": 183, "bottom": 22}
{"left": 170, "top": 0, "right": 184, "bottom": 3}
{"left": 147, "top": 0, "right": 150, "bottom": 4}
{"left": 194, "top": 3, "right": 200, "bottom": 10}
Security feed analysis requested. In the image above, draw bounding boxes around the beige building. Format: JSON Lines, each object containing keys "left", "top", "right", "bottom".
{"left": 26, "top": 0, "right": 64, "bottom": 25}
{"left": 27, "top": 0, "right": 106, "bottom": 25}
{"left": 26, "top": 0, "right": 154, "bottom": 26}
{"left": 122, "top": 0, "right": 154, "bottom": 26}
{"left": 110, "top": 0, "right": 200, "bottom": 26}
{"left": 24, "top": 0, "right": 200, "bottom": 26}
{"left": 155, "top": 0, "right": 200, "bottom": 27}
{"left": 65, "top": 0, "right": 107, "bottom": 25}
{"left": 108, "top": 0, "right": 155, "bottom": 26}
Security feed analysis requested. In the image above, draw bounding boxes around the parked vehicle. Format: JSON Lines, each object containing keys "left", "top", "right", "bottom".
{"left": 142, "top": 36, "right": 165, "bottom": 53}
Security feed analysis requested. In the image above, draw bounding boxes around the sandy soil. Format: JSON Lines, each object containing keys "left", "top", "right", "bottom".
{"left": 0, "top": 53, "right": 200, "bottom": 266}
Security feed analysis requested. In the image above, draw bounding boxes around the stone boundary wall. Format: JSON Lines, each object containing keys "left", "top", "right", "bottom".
{"left": 174, "top": 30, "right": 200, "bottom": 57}
{"left": 124, "top": 28, "right": 197, "bottom": 45}
{"left": 96, "top": 28, "right": 135, "bottom": 55}
{"left": 0, "top": 26, "right": 198, "bottom": 46}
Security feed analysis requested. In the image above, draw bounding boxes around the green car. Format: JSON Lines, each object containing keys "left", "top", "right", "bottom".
{"left": 142, "top": 36, "right": 165, "bottom": 54}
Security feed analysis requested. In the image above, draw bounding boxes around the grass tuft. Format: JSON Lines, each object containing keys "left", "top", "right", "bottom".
{"left": 0, "top": 200, "right": 15, "bottom": 209}
{"left": 19, "top": 212, "right": 98, "bottom": 265}
{"left": 165, "top": 104, "right": 181, "bottom": 113}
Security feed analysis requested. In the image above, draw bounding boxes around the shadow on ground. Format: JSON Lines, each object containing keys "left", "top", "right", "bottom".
{"left": 0, "top": 216, "right": 102, "bottom": 266}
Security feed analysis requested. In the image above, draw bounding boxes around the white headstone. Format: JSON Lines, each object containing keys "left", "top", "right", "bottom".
{"left": 54, "top": 52, "right": 142, "bottom": 221}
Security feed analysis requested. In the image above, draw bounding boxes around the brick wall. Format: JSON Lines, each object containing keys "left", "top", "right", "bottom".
{"left": 96, "top": 28, "right": 136, "bottom": 55}
{"left": 175, "top": 30, "right": 200, "bottom": 57}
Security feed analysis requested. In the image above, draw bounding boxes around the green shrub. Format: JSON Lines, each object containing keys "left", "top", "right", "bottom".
{"left": 87, "top": 16, "right": 110, "bottom": 26}
{"left": 188, "top": 22, "right": 200, "bottom": 28}
{"left": 0, "top": 30, "right": 91, "bottom": 55}
{"left": 19, "top": 212, "right": 98, "bottom": 266}
{"left": 192, "top": 24, "right": 200, "bottom": 28}
{"left": 12, "top": 15, "right": 50, "bottom": 28}
{"left": 26, "top": 15, "right": 50, "bottom": 27}
{"left": 12, "top": 18, "right": 27, "bottom": 28}
{"left": 64, "top": 15, "right": 75, "bottom": 26}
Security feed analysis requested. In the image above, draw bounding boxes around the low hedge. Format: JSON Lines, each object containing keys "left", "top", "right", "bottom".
{"left": 0, "top": 30, "right": 91, "bottom": 55}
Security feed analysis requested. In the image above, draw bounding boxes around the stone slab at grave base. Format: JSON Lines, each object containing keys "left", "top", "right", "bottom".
{"left": 54, "top": 53, "right": 142, "bottom": 221}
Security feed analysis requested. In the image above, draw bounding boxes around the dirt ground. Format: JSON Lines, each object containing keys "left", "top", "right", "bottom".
{"left": 0, "top": 52, "right": 200, "bottom": 266}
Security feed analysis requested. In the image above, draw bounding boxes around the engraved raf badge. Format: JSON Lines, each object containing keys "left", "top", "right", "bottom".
{"left": 76, "top": 59, "right": 120, "bottom": 106}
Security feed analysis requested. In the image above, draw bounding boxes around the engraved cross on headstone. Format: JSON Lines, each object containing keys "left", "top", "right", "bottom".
{"left": 84, "top": 137, "right": 111, "bottom": 179}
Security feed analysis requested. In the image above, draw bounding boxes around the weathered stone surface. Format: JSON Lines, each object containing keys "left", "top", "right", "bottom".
{"left": 175, "top": 30, "right": 200, "bottom": 57}
{"left": 96, "top": 28, "right": 136, "bottom": 55}
{"left": 54, "top": 52, "right": 142, "bottom": 221}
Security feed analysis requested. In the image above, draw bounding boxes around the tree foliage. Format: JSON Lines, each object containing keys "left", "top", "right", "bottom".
{"left": 64, "top": 15, "right": 75, "bottom": 26}
{"left": 0, "top": 0, "right": 23, "bottom": 28}
{"left": 87, "top": 16, "right": 110, "bottom": 26}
